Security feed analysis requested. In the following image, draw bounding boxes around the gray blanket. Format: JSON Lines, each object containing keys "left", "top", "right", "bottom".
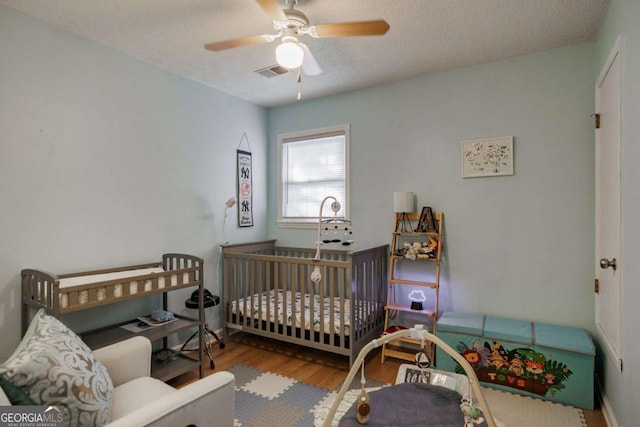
{"left": 338, "top": 382, "right": 481, "bottom": 427}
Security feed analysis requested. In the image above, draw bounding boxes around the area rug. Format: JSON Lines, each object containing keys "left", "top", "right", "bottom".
{"left": 481, "top": 387, "right": 587, "bottom": 427}
{"left": 229, "top": 364, "right": 586, "bottom": 427}
{"left": 229, "top": 364, "right": 332, "bottom": 427}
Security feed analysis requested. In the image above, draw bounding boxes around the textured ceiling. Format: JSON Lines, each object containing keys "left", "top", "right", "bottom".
{"left": 1, "top": 0, "right": 611, "bottom": 107}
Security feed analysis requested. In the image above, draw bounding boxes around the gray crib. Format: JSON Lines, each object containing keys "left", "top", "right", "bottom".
{"left": 221, "top": 240, "right": 388, "bottom": 366}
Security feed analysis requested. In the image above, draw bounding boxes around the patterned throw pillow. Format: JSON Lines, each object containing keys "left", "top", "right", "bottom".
{"left": 0, "top": 309, "right": 113, "bottom": 426}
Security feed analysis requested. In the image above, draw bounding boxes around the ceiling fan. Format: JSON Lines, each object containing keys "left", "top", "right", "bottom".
{"left": 204, "top": 0, "right": 390, "bottom": 76}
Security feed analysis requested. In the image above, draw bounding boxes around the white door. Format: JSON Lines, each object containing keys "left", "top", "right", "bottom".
{"left": 595, "top": 37, "right": 622, "bottom": 370}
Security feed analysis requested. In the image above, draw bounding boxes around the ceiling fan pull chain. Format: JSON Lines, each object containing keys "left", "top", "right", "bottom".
{"left": 297, "top": 68, "right": 302, "bottom": 101}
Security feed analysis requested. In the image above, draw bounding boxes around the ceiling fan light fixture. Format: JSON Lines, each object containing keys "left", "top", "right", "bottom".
{"left": 275, "top": 40, "right": 304, "bottom": 69}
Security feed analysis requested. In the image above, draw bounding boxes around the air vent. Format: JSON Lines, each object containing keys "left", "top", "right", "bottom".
{"left": 255, "top": 65, "right": 291, "bottom": 78}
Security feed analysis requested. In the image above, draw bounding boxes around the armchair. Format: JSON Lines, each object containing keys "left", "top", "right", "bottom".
{"left": 97, "top": 336, "right": 235, "bottom": 426}
{"left": 1, "top": 336, "right": 235, "bottom": 427}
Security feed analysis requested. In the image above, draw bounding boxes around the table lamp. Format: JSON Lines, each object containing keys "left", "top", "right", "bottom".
{"left": 394, "top": 191, "right": 414, "bottom": 232}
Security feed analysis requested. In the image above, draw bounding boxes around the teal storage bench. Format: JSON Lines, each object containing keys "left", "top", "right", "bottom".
{"left": 435, "top": 312, "right": 595, "bottom": 409}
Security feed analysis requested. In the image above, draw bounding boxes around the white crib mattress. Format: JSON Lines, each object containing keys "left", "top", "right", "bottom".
{"left": 58, "top": 267, "right": 190, "bottom": 308}
{"left": 231, "top": 290, "right": 353, "bottom": 336}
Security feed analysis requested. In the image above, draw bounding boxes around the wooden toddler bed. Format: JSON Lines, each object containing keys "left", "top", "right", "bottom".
{"left": 221, "top": 240, "right": 388, "bottom": 366}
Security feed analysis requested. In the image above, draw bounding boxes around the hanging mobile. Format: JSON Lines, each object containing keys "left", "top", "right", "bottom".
{"left": 320, "top": 201, "right": 352, "bottom": 244}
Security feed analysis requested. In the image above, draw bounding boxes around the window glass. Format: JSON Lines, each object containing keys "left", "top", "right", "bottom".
{"left": 278, "top": 125, "right": 349, "bottom": 226}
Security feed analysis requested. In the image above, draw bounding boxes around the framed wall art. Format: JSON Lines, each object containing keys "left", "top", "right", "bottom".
{"left": 461, "top": 136, "right": 514, "bottom": 178}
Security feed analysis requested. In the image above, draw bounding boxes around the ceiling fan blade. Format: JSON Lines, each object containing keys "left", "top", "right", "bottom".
{"left": 311, "top": 20, "right": 390, "bottom": 38}
{"left": 204, "top": 34, "right": 272, "bottom": 51}
{"left": 299, "top": 43, "right": 322, "bottom": 76}
{"left": 256, "top": 0, "right": 287, "bottom": 22}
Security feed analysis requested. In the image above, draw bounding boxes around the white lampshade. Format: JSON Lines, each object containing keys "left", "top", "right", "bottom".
{"left": 393, "top": 192, "right": 414, "bottom": 213}
{"left": 275, "top": 41, "right": 304, "bottom": 69}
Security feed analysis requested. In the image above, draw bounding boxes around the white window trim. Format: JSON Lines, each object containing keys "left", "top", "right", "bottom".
{"left": 277, "top": 124, "right": 350, "bottom": 229}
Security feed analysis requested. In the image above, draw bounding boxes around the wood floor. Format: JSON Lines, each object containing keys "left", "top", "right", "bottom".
{"left": 169, "top": 332, "right": 607, "bottom": 427}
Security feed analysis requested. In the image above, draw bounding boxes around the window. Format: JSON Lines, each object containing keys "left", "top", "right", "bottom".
{"left": 277, "top": 124, "right": 350, "bottom": 227}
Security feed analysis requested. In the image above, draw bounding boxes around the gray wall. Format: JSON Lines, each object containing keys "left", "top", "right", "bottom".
{"left": 0, "top": 6, "right": 268, "bottom": 360}
{"left": 268, "top": 43, "right": 595, "bottom": 330}
{"left": 594, "top": 0, "right": 640, "bottom": 425}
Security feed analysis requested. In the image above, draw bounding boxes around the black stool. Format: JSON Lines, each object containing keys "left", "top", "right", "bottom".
{"left": 180, "top": 290, "right": 225, "bottom": 369}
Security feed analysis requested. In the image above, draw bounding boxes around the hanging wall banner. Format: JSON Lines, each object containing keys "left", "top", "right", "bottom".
{"left": 237, "top": 149, "right": 253, "bottom": 227}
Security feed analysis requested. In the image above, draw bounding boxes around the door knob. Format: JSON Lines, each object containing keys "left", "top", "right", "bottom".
{"left": 600, "top": 258, "right": 617, "bottom": 270}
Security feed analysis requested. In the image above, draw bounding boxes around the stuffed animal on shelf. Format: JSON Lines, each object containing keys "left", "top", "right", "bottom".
{"left": 417, "top": 237, "right": 438, "bottom": 259}
{"left": 399, "top": 239, "right": 439, "bottom": 260}
{"left": 427, "top": 237, "right": 439, "bottom": 254}
{"left": 403, "top": 242, "right": 420, "bottom": 260}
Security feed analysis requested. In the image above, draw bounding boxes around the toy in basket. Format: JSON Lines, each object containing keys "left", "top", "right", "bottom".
{"left": 322, "top": 325, "right": 501, "bottom": 427}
